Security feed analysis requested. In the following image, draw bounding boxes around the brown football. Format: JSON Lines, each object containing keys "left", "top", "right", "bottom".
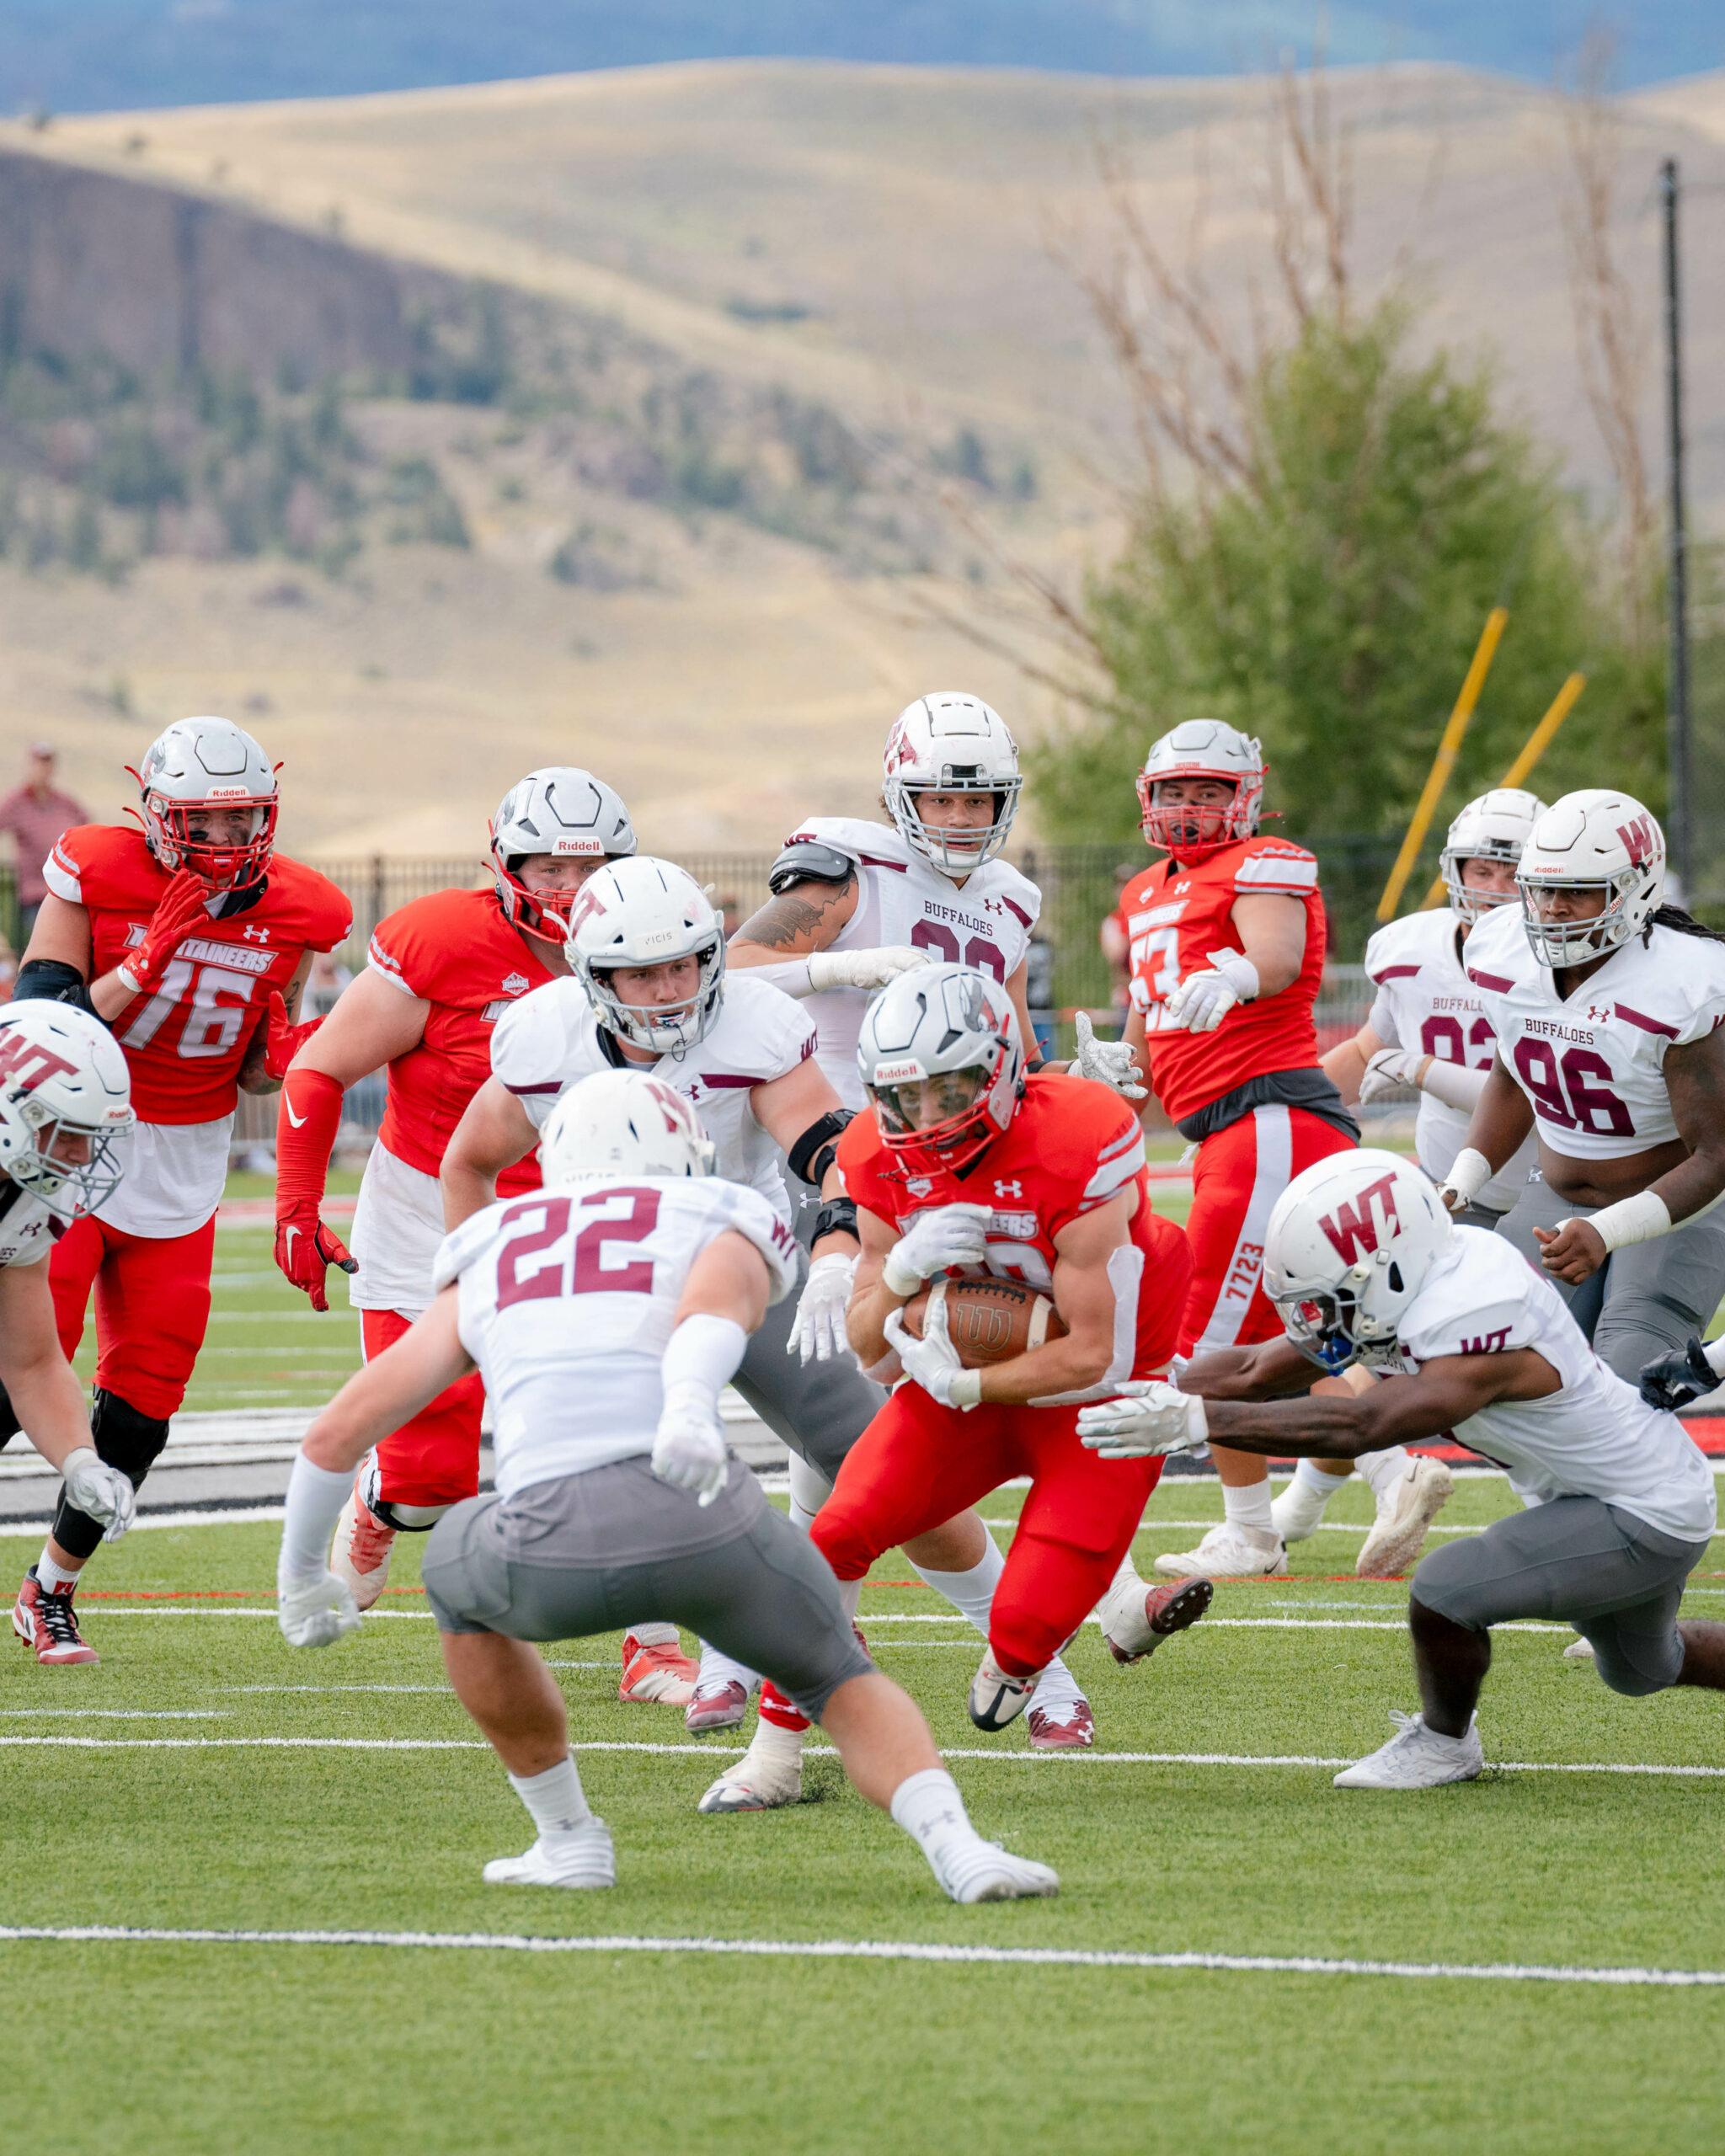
{"left": 900, "top": 1275, "right": 1067, "bottom": 1368}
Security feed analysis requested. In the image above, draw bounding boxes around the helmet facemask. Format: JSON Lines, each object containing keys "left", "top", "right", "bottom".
{"left": 1443, "top": 840, "right": 1524, "bottom": 926}
{"left": 3, "top": 1100, "right": 128, "bottom": 1222}
{"left": 887, "top": 771, "right": 1023, "bottom": 875}
{"left": 1136, "top": 772, "right": 1262, "bottom": 863}
{"left": 583, "top": 936, "right": 727, "bottom": 1056}
{"left": 1517, "top": 871, "right": 1642, "bottom": 968}
{"left": 494, "top": 842, "right": 606, "bottom": 945}
{"left": 868, "top": 1037, "right": 1013, "bottom": 1177}
{"left": 1274, "top": 1275, "right": 1404, "bottom": 1376}
{"left": 142, "top": 790, "right": 278, "bottom": 892}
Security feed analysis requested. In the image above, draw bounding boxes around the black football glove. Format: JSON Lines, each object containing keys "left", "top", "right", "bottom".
{"left": 1638, "top": 1336, "right": 1718, "bottom": 1413}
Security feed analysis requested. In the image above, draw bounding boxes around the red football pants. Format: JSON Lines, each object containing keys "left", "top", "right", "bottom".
{"left": 812, "top": 1387, "right": 1166, "bottom": 1678}
{"left": 362, "top": 1307, "right": 485, "bottom": 1510}
{"left": 1181, "top": 1105, "right": 1356, "bottom": 1357}
{"left": 50, "top": 1212, "right": 217, "bottom": 1422}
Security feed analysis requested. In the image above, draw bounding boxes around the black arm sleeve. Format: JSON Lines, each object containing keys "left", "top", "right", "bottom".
{"left": 12, "top": 959, "right": 97, "bottom": 1015}
{"left": 788, "top": 1107, "right": 856, "bottom": 1187}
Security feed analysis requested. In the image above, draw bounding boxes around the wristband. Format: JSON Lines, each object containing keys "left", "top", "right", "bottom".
{"left": 61, "top": 1444, "right": 100, "bottom": 1481}
{"left": 1573, "top": 1190, "right": 1672, "bottom": 1254}
{"left": 882, "top": 1247, "right": 926, "bottom": 1299}
{"left": 1419, "top": 1057, "right": 1492, "bottom": 1114}
{"left": 1214, "top": 952, "right": 1261, "bottom": 1001}
{"left": 949, "top": 1368, "right": 984, "bottom": 1410}
{"left": 1440, "top": 1148, "right": 1493, "bottom": 1206}
{"left": 812, "top": 1197, "right": 860, "bottom": 1245}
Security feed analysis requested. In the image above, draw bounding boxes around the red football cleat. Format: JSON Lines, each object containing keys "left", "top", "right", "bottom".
{"left": 1102, "top": 1572, "right": 1214, "bottom": 1665}
{"left": 1027, "top": 1698, "right": 1096, "bottom": 1750}
{"left": 13, "top": 1570, "right": 98, "bottom": 1666}
{"left": 618, "top": 1631, "right": 699, "bottom": 1705}
{"left": 685, "top": 1678, "right": 751, "bottom": 1733}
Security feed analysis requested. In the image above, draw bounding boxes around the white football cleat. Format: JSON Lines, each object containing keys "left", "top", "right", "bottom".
{"left": 969, "top": 1648, "right": 1039, "bottom": 1732}
{"left": 697, "top": 1726, "right": 805, "bottom": 1812}
{"left": 1097, "top": 1571, "right": 1214, "bottom": 1664}
{"left": 1355, "top": 1457, "right": 1455, "bottom": 1579}
{"left": 1332, "top": 1710, "right": 1484, "bottom": 1790}
{"left": 328, "top": 1478, "right": 396, "bottom": 1613}
{"left": 482, "top": 1821, "right": 616, "bottom": 1890}
{"left": 1562, "top": 1636, "right": 1596, "bottom": 1662}
{"left": 934, "top": 1840, "right": 1060, "bottom": 1904}
{"left": 1152, "top": 1522, "right": 1286, "bottom": 1580}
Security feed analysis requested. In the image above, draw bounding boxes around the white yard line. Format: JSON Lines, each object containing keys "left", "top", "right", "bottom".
{"left": 3, "top": 1734, "right": 1720, "bottom": 1779}
{"left": 0, "top": 1924, "right": 1718, "bottom": 1989}
{"left": 53, "top": 1607, "right": 1583, "bottom": 1633}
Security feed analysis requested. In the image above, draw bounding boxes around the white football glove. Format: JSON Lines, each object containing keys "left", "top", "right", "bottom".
{"left": 59, "top": 1447, "right": 135, "bottom": 1542}
{"left": 1071, "top": 1011, "right": 1147, "bottom": 1100}
{"left": 1358, "top": 1046, "right": 1429, "bottom": 1107}
{"left": 651, "top": 1401, "right": 730, "bottom": 1508}
{"left": 278, "top": 1567, "right": 362, "bottom": 1648}
{"left": 788, "top": 1251, "right": 857, "bottom": 1364}
{"left": 1077, "top": 1380, "right": 1210, "bottom": 1459}
{"left": 1162, "top": 950, "right": 1260, "bottom": 1033}
{"left": 883, "top": 1304, "right": 982, "bottom": 1412}
{"left": 881, "top": 1202, "right": 992, "bottom": 1299}
{"left": 807, "top": 946, "right": 935, "bottom": 995}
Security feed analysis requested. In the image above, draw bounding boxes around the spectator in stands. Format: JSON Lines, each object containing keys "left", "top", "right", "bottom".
{"left": 0, "top": 743, "right": 87, "bottom": 944}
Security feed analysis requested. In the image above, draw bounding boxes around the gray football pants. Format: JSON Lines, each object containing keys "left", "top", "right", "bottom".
{"left": 423, "top": 1457, "right": 873, "bottom": 1722}
{"left": 1496, "top": 1171, "right": 1725, "bottom": 1385}
{"left": 1413, "top": 1495, "right": 1706, "bottom": 1695}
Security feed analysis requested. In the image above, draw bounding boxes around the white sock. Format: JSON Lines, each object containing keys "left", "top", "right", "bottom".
{"left": 787, "top": 1454, "right": 834, "bottom": 1537}
{"left": 36, "top": 1550, "right": 81, "bottom": 1594}
{"left": 1108, "top": 1549, "right": 1146, "bottom": 1597}
{"left": 694, "top": 1640, "right": 758, "bottom": 1694}
{"left": 1221, "top": 1479, "right": 1276, "bottom": 1534}
{"left": 1272, "top": 1460, "right": 1346, "bottom": 1540}
{"left": 912, "top": 1538, "right": 1082, "bottom": 1710}
{"left": 627, "top": 1622, "right": 681, "bottom": 1649}
{"left": 1355, "top": 1446, "right": 1413, "bottom": 1502}
{"left": 839, "top": 1575, "right": 862, "bottom": 1627}
{"left": 506, "top": 1753, "right": 592, "bottom": 1844}
{"left": 889, "top": 1767, "right": 983, "bottom": 1872}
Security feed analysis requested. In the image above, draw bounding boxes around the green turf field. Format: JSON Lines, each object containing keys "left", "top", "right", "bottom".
{"left": 3, "top": 1475, "right": 1723, "bottom": 2156}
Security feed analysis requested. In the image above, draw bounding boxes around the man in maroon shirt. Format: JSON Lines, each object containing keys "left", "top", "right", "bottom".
{"left": 0, "top": 744, "right": 87, "bottom": 942}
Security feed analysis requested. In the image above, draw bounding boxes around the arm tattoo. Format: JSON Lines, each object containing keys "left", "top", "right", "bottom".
{"left": 734, "top": 874, "right": 857, "bottom": 954}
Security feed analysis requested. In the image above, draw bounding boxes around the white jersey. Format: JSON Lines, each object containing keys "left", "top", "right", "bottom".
{"left": 777, "top": 817, "right": 1041, "bottom": 1107}
{"left": 491, "top": 973, "right": 815, "bottom": 1224}
{"left": 1391, "top": 1229, "right": 1716, "bottom": 1543}
{"left": 0, "top": 1177, "right": 56, "bottom": 1268}
{"left": 1465, "top": 903, "right": 1725, "bottom": 1161}
{"left": 435, "top": 1175, "right": 797, "bottom": 1498}
{"left": 1365, "top": 906, "right": 1536, "bottom": 1210}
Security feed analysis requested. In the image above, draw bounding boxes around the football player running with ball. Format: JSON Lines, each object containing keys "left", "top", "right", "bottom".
{"left": 273, "top": 771, "right": 641, "bottom": 1630}
{"left": 12, "top": 718, "right": 350, "bottom": 1659}
{"left": 749, "top": 961, "right": 1207, "bottom": 1752}
{"left": 441, "top": 857, "right": 1087, "bottom": 1792}
{"left": 1101, "top": 721, "right": 1444, "bottom": 1598}
{"left": 277, "top": 1070, "right": 1058, "bottom": 1904}
{"left": 0, "top": 1005, "right": 138, "bottom": 1662}
{"left": 1080, "top": 1149, "right": 1725, "bottom": 1790}
{"left": 722, "top": 690, "right": 1114, "bottom": 1749}
{"left": 1293, "top": 788, "right": 1548, "bottom": 1553}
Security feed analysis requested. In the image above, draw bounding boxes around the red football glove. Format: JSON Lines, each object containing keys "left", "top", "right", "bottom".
{"left": 259, "top": 990, "right": 323, "bottom": 1081}
{"left": 275, "top": 1067, "right": 355, "bottom": 1312}
{"left": 115, "top": 870, "right": 211, "bottom": 996}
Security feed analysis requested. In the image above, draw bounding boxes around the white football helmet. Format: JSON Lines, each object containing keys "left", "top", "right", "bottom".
{"left": 1263, "top": 1147, "right": 1453, "bottom": 1374}
{"left": 881, "top": 693, "right": 1023, "bottom": 875}
{"left": 566, "top": 856, "right": 725, "bottom": 1054}
{"left": 1136, "top": 720, "right": 1264, "bottom": 861}
{"left": 0, "top": 1002, "right": 133, "bottom": 1221}
{"left": 857, "top": 961, "right": 1023, "bottom": 1175}
{"left": 1439, "top": 787, "right": 1546, "bottom": 925}
{"left": 1515, "top": 789, "right": 1665, "bottom": 968}
{"left": 540, "top": 1068, "right": 716, "bottom": 1185}
{"left": 129, "top": 718, "right": 278, "bottom": 889}
{"left": 489, "top": 767, "right": 636, "bottom": 942}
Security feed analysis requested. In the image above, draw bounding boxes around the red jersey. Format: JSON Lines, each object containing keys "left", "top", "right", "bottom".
{"left": 366, "top": 887, "right": 553, "bottom": 1196}
{"left": 44, "top": 825, "right": 350, "bottom": 1125}
{"left": 1123, "top": 835, "right": 1327, "bottom": 1123}
{"left": 839, "top": 1072, "right": 1190, "bottom": 1397}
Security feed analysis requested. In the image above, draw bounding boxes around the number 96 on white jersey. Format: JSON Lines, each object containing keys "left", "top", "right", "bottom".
{"left": 432, "top": 1177, "right": 798, "bottom": 1498}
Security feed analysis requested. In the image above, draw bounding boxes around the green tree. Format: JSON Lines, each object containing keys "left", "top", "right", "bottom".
{"left": 1035, "top": 302, "right": 1661, "bottom": 880}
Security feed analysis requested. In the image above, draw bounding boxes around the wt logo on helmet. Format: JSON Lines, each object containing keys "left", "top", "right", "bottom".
{"left": 1317, "top": 1172, "right": 1402, "bottom": 1263}
{"left": 0, "top": 1034, "right": 76, "bottom": 1092}
{"left": 1616, "top": 814, "right": 1660, "bottom": 868}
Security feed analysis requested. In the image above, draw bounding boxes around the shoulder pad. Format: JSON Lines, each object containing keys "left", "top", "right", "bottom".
{"left": 768, "top": 841, "right": 856, "bottom": 895}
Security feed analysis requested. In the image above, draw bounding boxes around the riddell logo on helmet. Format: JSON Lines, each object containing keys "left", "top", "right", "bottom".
{"left": 552, "top": 836, "right": 606, "bottom": 857}
{"left": 873, "top": 1057, "right": 927, "bottom": 1085}
{"left": 1317, "top": 1172, "right": 1401, "bottom": 1263}
{"left": 1616, "top": 814, "right": 1659, "bottom": 868}
{"left": 0, "top": 1033, "right": 77, "bottom": 1091}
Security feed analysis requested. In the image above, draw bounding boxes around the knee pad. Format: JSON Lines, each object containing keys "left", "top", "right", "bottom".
{"left": 358, "top": 1452, "right": 452, "bottom": 1533}
{"left": 1589, "top": 1636, "right": 1681, "bottom": 1699}
{"left": 90, "top": 1388, "right": 171, "bottom": 1487}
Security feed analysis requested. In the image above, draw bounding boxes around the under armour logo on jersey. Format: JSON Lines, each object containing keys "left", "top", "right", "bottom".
{"left": 1317, "top": 1171, "right": 1402, "bottom": 1263}
{"left": 1173, "top": 881, "right": 1192, "bottom": 894}
{"left": 1585, "top": 1004, "right": 1612, "bottom": 1025}
{"left": 241, "top": 925, "right": 270, "bottom": 942}
{"left": 995, "top": 1178, "right": 1024, "bottom": 1198}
